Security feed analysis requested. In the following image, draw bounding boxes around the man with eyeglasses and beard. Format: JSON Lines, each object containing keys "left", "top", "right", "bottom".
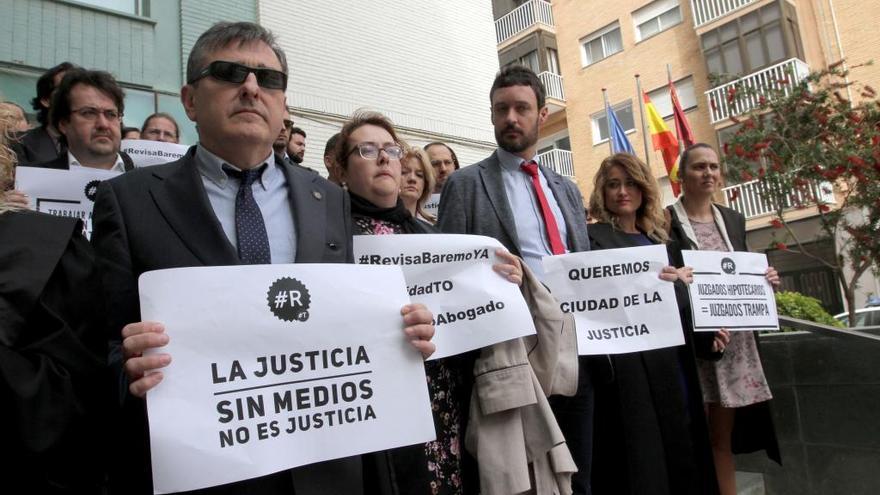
{"left": 438, "top": 65, "right": 594, "bottom": 494}
{"left": 26, "top": 69, "right": 135, "bottom": 173}
{"left": 91, "top": 21, "right": 435, "bottom": 495}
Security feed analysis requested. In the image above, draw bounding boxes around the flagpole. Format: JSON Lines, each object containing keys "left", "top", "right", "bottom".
{"left": 635, "top": 74, "right": 650, "bottom": 166}
{"left": 667, "top": 63, "right": 684, "bottom": 154}
{"left": 602, "top": 88, "right": 614, "bottom": 155}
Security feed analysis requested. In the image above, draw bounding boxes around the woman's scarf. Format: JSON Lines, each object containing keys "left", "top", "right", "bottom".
{"left": 348, "top": 191, "right": 432, "bottom": 234}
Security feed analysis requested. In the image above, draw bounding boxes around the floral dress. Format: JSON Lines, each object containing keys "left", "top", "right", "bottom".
{"left": 354, "top": 214, "right": 464, "bottom": 494}
{"left": 692, "top": 219, "right": 773, "bottom": 408}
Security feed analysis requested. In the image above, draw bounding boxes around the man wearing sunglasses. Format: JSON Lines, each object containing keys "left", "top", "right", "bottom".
{"left": 91, "top": 21, "right": 434, "bottom": 495}
{"left": 25, "top": 69, "right": 135, "bottom": 173}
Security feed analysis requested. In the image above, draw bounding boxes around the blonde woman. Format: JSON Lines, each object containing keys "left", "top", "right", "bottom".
{"left": 587, "top": 153, "right": 720, "bottom": 495}
{"left": 399, "top": 147, "right": 437, "bottom": 223}
{"left": 0, "top": 103, "right": 107, "bottom": 492}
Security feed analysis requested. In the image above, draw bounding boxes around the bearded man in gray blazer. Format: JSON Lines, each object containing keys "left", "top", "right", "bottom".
{"left": 438, "top": 65, "right": 595, "bottom": 495}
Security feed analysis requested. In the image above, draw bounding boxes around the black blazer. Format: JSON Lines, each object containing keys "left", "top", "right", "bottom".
{"left": 28, "top": 150, "right": 135, "bottom": 172}
{"left": 0, "top": 211, "right": 107, "bottom": 494}
{"left": 11, "top": 126, "right": 62, "bottom": 166}
{"left": 90, "top": 147, "right": 354, "bottom": 495}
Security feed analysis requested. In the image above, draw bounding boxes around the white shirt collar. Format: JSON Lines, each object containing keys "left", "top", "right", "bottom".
{"left": 68, "top": 151, "right": 126, "bottom": 173}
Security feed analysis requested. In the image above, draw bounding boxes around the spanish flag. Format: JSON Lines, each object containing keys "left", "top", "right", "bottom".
{"left": 643, "top": 92, "right": 681, "bottom": 196}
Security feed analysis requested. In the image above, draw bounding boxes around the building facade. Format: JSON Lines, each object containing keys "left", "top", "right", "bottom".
{"left": 491, "top": 0, "right": 880, "bottom": 313}
{"left": 1, "top": 0, "right": 500, "bottom": 172}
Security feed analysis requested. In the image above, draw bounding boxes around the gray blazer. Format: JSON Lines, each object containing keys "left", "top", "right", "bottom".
{"left": 437, "top": 150, "right": 590, "bottom": 254}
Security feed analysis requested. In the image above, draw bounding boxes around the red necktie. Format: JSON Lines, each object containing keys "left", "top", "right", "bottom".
{"left": 520, "top": 161, "right": 566, "bottom": 255}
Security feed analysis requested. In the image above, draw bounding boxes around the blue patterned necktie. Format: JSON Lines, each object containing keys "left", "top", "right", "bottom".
{"left": 224, "top": 165, "right": 271, "bottom": 264}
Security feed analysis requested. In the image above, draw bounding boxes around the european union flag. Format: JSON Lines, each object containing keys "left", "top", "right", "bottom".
{"left": 606, "top": 101, "right": 635, "bottom": 154}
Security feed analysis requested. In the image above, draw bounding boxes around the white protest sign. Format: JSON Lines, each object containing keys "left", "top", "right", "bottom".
{"left": 422, "top": 193, "right": 441, "bottom": 219}
{"left": 139, "top": 264, "right": 435, "bottom": 494}
{"left": 542, "top": 244, "right": 685, "bottom": 355}
{"left": 354, "top": 234, "right": 535, "bottom": 360}
{"left": 14, "top": 166, "right": 120, "bottom": 239}
{"left": 682, "top": 250, "right": 779, "bottom": 332}
{"left": 121, "top": 139, "right": 189, "bottom": 167}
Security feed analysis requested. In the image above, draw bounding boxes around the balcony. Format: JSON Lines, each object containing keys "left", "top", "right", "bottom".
{"left": 537, "top": 149, "right": 574, "bottom": 177}
{"left": 690, "top": 0, "right": 757, "bottom": 28}
{"left": 494, "top": 0, "right": 555, "bottom": 46}
{"left": 538, "top": 71, "right": 566, "bottom": 114}
{"left": 706, "top": 58, "right": 810, "bottom": 124}
{"left": 723, "top": 179, "right": 835, "bottom": 220}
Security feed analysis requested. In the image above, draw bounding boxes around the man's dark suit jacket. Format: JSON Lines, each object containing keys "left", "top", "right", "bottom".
{"left": 91, "top": 146, "right": 354, "bottom": 495}
{"left": 436, "top": 150, "right": 596, "bottom": 495}
{"left": 29, "top": 150, "right": 135, "bottom": 172}
{"left": 11, "top": 126, "right": 62, "bottom": 165}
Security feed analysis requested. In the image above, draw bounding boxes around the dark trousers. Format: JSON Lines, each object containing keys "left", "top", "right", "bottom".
{"left": 548, "top": 356, "right": 595, "bottom": 495}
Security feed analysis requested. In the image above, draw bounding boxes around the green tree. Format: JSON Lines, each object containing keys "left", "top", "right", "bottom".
{"left": 722, "top": 62, "right": 880, "bottom": 326}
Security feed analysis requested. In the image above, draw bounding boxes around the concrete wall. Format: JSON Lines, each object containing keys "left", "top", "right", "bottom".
{"left": 737, "top": 330, "right": 880, "bottom": 494}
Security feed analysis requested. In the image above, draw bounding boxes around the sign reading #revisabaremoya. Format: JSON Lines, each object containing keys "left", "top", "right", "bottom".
{"left": 139, "top": 264, "right": 435, "bottom": 494}
{"left": 542, "top": 244, "right": 685, "bottom": 355}
{"left": 121, "top": 139, "right": 189, "bottom": 167}
{"left": 682, "top": 250, "right": 779, "bottom": 332}
{"left": 354, "top": 234, "right": 536, "bottom": 360}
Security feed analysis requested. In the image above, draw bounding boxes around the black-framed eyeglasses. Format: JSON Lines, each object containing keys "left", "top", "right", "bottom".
{"left": 346, "top": 142, "right": 404, "bottom": 160}
{"left": 188, "top": 61, "right": 287, "bottom": 90}
{"left": 71, "top": 107, "right": 123, "bottom": 122}
{"left": 283, "top": 119, "right": 294, "bottom": 130}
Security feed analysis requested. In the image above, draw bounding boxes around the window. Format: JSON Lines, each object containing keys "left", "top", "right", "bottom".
{"left": 633, "top": 0, "right": 682, "bottom": 41}
{"left": 546, "top": 48, "right": 561, "bottom": 75}
{"left": 506, "top": 50, "right": 540, "bottom": 73}
{"left": 591, "top": 101, "right": 635, "bottom": 145}
{"left": 77, "top": 0, "right": 140, "bottom": 15}
{"left": 538, "top": 135, "right": 572, "bottom": 155}
{"left": 700, "top": 2, "right": 799, "bottom": 80}
{"left": 580, "top": 23, "right": 623, "bottom": 67}
{"left": 646, "top": 76, "right": 697, "bottom": 119}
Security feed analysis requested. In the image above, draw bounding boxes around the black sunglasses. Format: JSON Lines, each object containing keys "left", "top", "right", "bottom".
{"left": 188, "top": 61, "right": 287, "bottom": 90}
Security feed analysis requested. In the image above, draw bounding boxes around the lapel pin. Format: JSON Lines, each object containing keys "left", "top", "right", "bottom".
{"left": 312, "top": 190, "right": 323, "bottom": 200}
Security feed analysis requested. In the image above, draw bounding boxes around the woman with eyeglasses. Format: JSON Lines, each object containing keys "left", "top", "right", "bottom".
{"left": 587, "top": 153, "right": 720, "bottom": 495}
{"left": 335, "top": 111, "right": 522, "bottom": 494}
{"left": 666, "top": 143, "right": 781, "bottom": 495}
{"left": 0, "top": 101, "right": 107, "bottom": 493}
{"left": 400, "top": 147, "right": 437, "bottom": 224}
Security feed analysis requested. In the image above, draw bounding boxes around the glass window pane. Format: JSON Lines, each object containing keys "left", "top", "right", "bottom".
{"left": 557, "top": 136, "right": 571, "bottom": 150}
{"left": 594, "top": 115, "right": 609, "bottom": 142}
{"left": 745, "top": 31, "right": 766, "bottom": 71}
{"left": 604, "top": 28, "right": 623, "bottom": 56}
{"left": 618, "top": 104, "right": 635, "bottom": 131}
{"left": 521, "top": 50, "right": 539, "bottom": 72}
{"left": 721, "top": 23, "right": 738, "bottom": 42}
{"left": 122, "top": 88, "right": 155, "bottom": 133}
{"left": 0, "top": 70, "right": 38, "bottom": 122}
{"left": 702, "top": 31, "right": 718, "bottom": 49}
{"left": 765, "top": 23, "right": 786, "bottom": 63}
{"left": 157, "top": 94, "right": 197, "bottom": 146}
{"left": 706, "top": 50, "right": 724, "bottom": 75}
{"left": 762, "top": 2, "right": 780, "bottom": 21}
{"left": 741, "top": 11, "right": 759, "bottom": 32}
{"left": 659, "top": 6, "right": 681, "bottom": 29}
{"left": 722, "top": 40, "right": 743, "bottom": 75}
{"left": 78, "top": 0, "right": 136, "bottom": 15}
{"left": 589, "top": 38, "right": 605, "bottom": 63}
{"left": 547, "top": 48, "right": 560, "bottom": 74}
{"left": 639, "top": 19, "right": 660, "bottom": 40}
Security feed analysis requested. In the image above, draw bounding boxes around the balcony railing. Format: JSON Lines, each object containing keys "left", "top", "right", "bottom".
{"left": 690, "top": 0, "right": 757, "bottom": 28}
{"left": 495, "top": 0, "right": 554, "bottom": 45}
{"left": 537, "top": 149, "right": 574, "bottom": 177}
{"left": 723, "top": 179, "right": 835, "bottom": 219}
{"left": 538, "top": 71, "right": 565, "bottom": 101}
{"left": 706, "top": 58, "right": 810, "bottom": 123}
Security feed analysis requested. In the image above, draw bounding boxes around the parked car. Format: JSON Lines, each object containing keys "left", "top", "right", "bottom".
{"left": 834, "top": 307, "right": 880, "bottom": 327}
